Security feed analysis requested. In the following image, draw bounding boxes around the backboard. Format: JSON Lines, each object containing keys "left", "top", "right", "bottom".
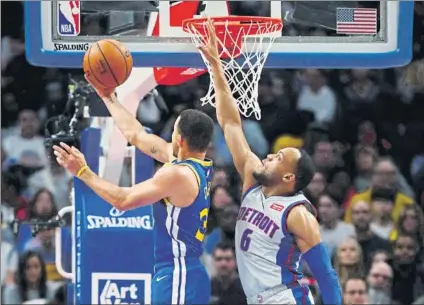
{"left": 25, "top": 1, "right": 414, "bottom": 69}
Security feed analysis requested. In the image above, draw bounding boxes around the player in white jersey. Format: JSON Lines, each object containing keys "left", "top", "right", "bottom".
{"left": 199, "top": 20, "right": 342, "bottom": 304}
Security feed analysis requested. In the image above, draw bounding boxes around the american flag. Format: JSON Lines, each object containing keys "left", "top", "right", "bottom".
{"left": 336, "top": 7, "right": 377, "bottom": 35}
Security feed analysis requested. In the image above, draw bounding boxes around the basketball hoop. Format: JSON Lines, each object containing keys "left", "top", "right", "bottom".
{"left": 183, "top": 16, "right": 283, "bottom": 120}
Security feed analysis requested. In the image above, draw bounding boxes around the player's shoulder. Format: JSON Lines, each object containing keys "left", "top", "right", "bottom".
{"left": 266, "top": 193, "right": 315, "bottom": 222}
{"left": 176, "top": 158, "right": 213, "bottom": 181}
{"left": 156, "top": 163, "right": 195, "bottom": 184}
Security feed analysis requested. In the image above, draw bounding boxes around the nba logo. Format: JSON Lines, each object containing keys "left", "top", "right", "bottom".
{"left": 57, "top": 1, "right": 80, "bottom": 36}
{"left": 91, "top": 273, "right": 151, "bottom": 304}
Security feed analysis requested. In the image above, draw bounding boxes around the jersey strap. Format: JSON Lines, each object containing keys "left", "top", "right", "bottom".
{"left": 281, "top": 200, "right": 316, "bottom": 235}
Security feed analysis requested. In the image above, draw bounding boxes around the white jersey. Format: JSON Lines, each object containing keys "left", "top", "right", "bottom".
{"left": 235, "top": 185, "right": 315, "bottom": 299}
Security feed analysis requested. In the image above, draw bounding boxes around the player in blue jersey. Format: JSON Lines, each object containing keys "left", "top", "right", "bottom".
{"left": 53, "top": 78, "right": 214, "bottom": 305}
{"left": 199, "top": 20, "right": 342, "bottom": 304}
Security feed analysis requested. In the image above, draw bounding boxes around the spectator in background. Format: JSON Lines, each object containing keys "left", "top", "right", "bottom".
{"left": 2, "top": 109, "right": 48, "bottom": 166}
{"left": 353, "top": 145, "right": 378, "bottom": 192}
{"left": 24, "top": 229, "right": 66, "bottom": 282}
{"left": 204, "top": 204, "right": 239, "bottom": 276}
{"left": 318, "top": 191, "right": 355, "bottom": 256}
{"left": 1, "top": 171, "right": 27, "bottom": 224}
{"left": 297, "top": 69, "right": 337, "bottom": 124}
{"left": 333, "top": 237, "right": 364, "bottom": 286}
{"left": 367, "top": 261, "right": 393, "bottom": 304}
{"left": 45, "top": 282, "right": 66, "bottom": 305}
{"left": 371, "top": 250, "right": 392, "bottom": 265}
{"left": 351, "top": 201, "right": 392, "bottom": 266}
{"left": 312, "top": 141, "right": 337, "bottom": 175}
{"left": 305, "top": 171, "right": 327, "bottom": 205}
{"left": 343, "top": 276, "right": 369, "bottom": 305}
{"left": 27, "top": 188, "right": 58, "bottom": 221}
{"left": 14, "top": 150, "right": 55, "bottom": 200}
{"left": 48, "top": 157, "right": 72, "bottom": 210}
{"left": 327, "top": 171, "right": 352, "bottom": 205}
{"left": 212, "top": 185, "right": 235, "bottom": 210}
{"left": 370, "top": 187, "right": 396, "bottom": 239}
{"left": 207, "top": 185, "right": 236, "bottom": 234}
{"left": 344, "top": 69, "right": 381, "bottom": 105}
{"left": 212, "top": 119, "right": 269, "bottom": 167}
{"left": 390, "top": 204, "right": 424, "bottom": 243}
{"left": 345, "top": 158, "right": 414, "bottom": 223}
{"left": 210, "top": 243, "right": 246, "bottom": 305}
{"left": 392, "top": 234, "right": 424, "bottom": 305}
{"left": 1, "top": 230, "right": 18, "bottom": 286}
{"left": 2, "top": 146, "right": 17, "bottom": 172}
{"left": 211, "top": 167, "right": 230, "bottom": 189}
{"left": 3, "top": 251, "right": 60, "bottom": 304}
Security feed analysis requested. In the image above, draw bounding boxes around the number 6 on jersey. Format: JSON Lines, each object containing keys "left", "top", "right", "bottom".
{"left": 240, "top": 229, "right": 253, "bottom": 251}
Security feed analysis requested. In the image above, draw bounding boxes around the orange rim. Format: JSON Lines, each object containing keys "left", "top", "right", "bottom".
{"left": 182, "top": 16, "right": 283, "bottom": 37}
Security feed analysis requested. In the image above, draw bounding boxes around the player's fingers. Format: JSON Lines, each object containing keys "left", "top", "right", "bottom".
{"left": 56, "top": 157, "right": 66, "bottom": 167}
{"left": 85, "top": 74, "right": 112, "bottom": 97}
{"left": 53, "top": 145, "right": 68, "bottom": 157}
{"left": 53, "top": 150, "right": 64, "bottom": 159}
{"left": 70, "top": 146, "right": 83, "bottom": 159}
{"left": 198, "top": 45, "right": 206, "bottom": 55}
{"left": 207, "top": 18, "right": 216, "bottom": 38}
{"left": 207, "top": 20, "right": 214, "bottom": 40}
{"left": 85, "top": 74, "right": 101, "bottom": 91}
{"left": 60, "top": 142, "right": 73, "bottom": 154}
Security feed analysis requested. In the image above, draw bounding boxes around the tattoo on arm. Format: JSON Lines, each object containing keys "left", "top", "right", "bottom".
{"left": 150, "top": 146, "right": 157, "bottom": 154}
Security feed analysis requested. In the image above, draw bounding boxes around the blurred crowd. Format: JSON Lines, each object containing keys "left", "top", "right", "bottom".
{"left": 2, "top": 1, "right": 424, "bottom": 305}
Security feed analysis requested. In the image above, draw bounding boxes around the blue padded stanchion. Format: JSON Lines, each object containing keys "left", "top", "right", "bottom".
{"left": 74, "top": 128, "right": 154, "bottom": 304}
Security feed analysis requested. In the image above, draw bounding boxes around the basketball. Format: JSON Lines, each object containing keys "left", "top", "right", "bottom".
{"left": 83, "top": 39, "right": 133, "bottom": 89}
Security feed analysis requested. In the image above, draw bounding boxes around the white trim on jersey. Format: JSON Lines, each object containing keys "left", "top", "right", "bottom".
{"left": 165, "top": 204, "right": 187, "bottom": 304}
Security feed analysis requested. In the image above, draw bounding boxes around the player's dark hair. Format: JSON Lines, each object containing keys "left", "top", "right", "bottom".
{"left": 294, "top": 149, "right": 315, "bottom": 193}
{"left": 177, "top": 109, "right": 214, "bottom": 152}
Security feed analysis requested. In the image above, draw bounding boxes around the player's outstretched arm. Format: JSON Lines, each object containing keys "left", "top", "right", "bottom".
{"left": 287, "top": 205, "right": 342, "bottom": 305}
{"left": 199, "top": 20, "right": 261, "bottom": 187}
{"left": 85, "top": 75, "right": 173, "bottom": 163}
{"left": 53, "top": 142, "right": 195, "bottom": 210}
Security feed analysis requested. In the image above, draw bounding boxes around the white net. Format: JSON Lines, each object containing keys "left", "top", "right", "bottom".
{"left": 185, "top": 18, "right": 282, "bottom": 120}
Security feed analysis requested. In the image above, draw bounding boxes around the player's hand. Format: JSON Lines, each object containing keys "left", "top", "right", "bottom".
{"left": 84, "top": 73, "right": 115, "bottom": 100}
{"left": 53, "top": 142, "right": 87, "bottom": 176}
{"left": 198, "top": 18, "right": 220, "bottom": 63}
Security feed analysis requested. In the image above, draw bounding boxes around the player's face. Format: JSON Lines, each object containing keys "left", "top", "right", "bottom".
{"left": 253, "top": 148, "right": 299, "bottom": 187}
{"left": 343, "top": 279, "right": 368, "bottom": 305}
{"left": 171, "top": 117, "right": 182, "bottom": 156}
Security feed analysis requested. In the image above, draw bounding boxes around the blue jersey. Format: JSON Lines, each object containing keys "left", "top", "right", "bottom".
{"left": 153, "top": 158, "right": 213, "bottom": 264}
